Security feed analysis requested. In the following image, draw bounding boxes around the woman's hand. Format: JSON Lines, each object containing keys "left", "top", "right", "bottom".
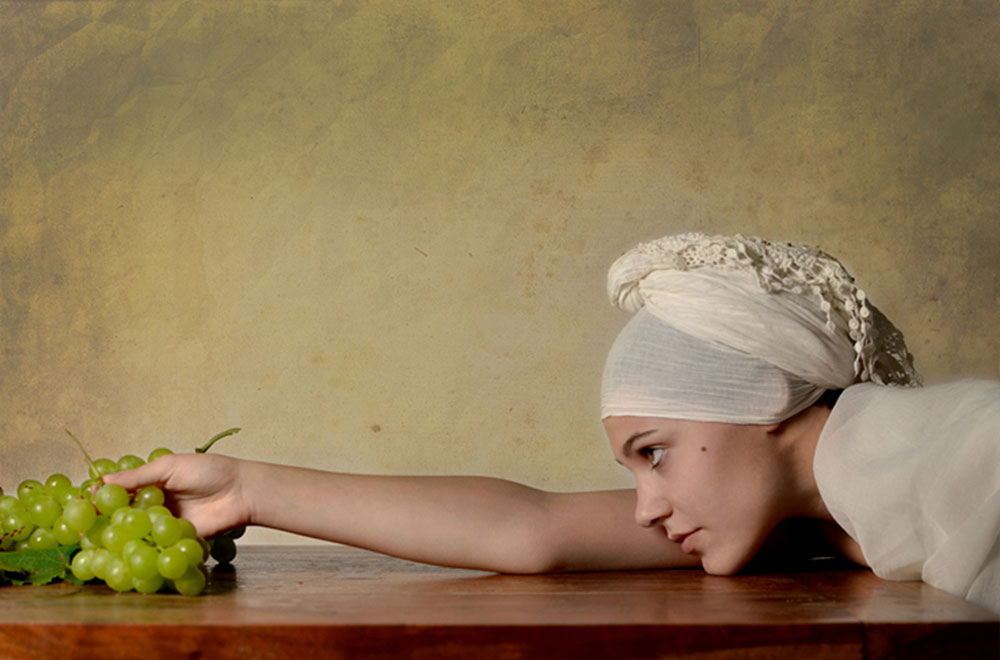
{"left": 102, "top": 453, "right": 250, "bottom": 538}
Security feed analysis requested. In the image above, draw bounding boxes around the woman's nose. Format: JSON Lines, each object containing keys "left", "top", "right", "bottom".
{"left": 634, "top": 483, "right": 671, "bottom": 528}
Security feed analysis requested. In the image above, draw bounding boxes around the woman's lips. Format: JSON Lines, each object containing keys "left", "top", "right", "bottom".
{"left": 674, "top": 529, "right": 700, "bottom": 554}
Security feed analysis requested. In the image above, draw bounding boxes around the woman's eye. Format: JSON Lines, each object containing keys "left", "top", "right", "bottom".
{"left": 642, "top": 447, "right": 664, "bottom": 467}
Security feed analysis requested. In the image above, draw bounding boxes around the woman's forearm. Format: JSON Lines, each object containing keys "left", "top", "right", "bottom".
{"left": 238, "top": 460, "right": 565, "bottom": 573}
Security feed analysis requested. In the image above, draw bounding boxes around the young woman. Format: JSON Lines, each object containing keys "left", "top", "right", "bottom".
{"left": 105, "top": 232, "right": 1000, "bottom": 613}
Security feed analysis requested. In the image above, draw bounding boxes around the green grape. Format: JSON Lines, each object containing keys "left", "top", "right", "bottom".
{"left": 147, "top": 447, "right": 173, "bottom": 462}
{"left": 172, "top": 565, "right": 206, "bottom": 596}
{"left": 94, "top": 483, "right": 129, "bottom": 515}
{"left": 27, "top": 494, "right": 61, "bottom": 528}
{"left": 116, "top": 454, "right": 145, "bottom": 471}
{"left": 120, "top": 509, "right": 152, "bottom": 540}
{"left": 71, "top": 549, "right": 96, "bottom": 581}
{"left": 210, "top": 535, "right": 237, "bottom": 564}
{"left": 28, "top": 527, "right": 58, "bottom": 550}
{"left": 89, "top": 458, "right": 119, "bottom": 480}
{"left": 78, "top": 479, "right": 99, "bottom": 499}
{"left": 111, "top": 506, "right": 131, "bottom": 526}
{"left": 100, "top": 523, "right": 129, "bottom": 554}
{"left": 89, "top": 458, "right": 119, "bottom": 479}
{"left": 127, "top": 543, "right": 160, "bottom": 580}
{"left": 0, "top": 495, "right": 20, "bottom": 513}
{"left": 89, "top": 548, "right": 112, "bottom": 581}
{"left": 135, "top": 486, "right": 165, "bottom": 509}
{"left": 157, "top": 546, "right": 188, "bottom": 579}
{"left": 44, "top": 473, "right": 73, "bottom": 493}
{"left": 178, "top": 518, "right": 198, "bottom": 540}
{"left": 133, "top": 573, "right": 165, "bottom": 594}
{"left": 83, "top": 516, "right": 110, "bottom": 547}
{"left": 151, "top": 516, "right": 181, "bottom": 547}
{"left": 104, "top": 557, "right": 134, "bottom": 592}
{"left": 17, "top": 479, "right": 44, "bottom": 502}
{"left": 121, "top": 538, "right": 144, "bottom": 560}
{"left": 3, "top": 510, "right": 32, "bottom": 541}
{"left": 48, "top": 487, "right": 75, "bottom": 507}
{"left": 145, "top": 504, "right": 172, "bottom": 521}
{"left": 174, "top": 538, "right": 205, "bottom": 565}
{"left": 52, "top": 518, "right": 81, "bottom": 546}
{"left": 56, "top": 488, "right": 84, "bottom": 506}
{"left": 62, "top": 498, "right": 97, "bottom": 533}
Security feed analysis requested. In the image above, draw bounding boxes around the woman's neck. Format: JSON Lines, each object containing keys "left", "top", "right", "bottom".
{"left": 775, "top": 403, "right": 835, "bottom": 522}
{"left": 772, "top": 403, "right": 868, "bottom": 567}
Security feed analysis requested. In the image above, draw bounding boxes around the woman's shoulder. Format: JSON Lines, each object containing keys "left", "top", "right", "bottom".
{"left": 815, "top": 377, "right": 1000, "bottom": 584}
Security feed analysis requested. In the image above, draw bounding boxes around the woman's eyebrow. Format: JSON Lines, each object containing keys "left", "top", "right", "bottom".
{"left": 621, "top": 429, "right": 657, "bottom": 458}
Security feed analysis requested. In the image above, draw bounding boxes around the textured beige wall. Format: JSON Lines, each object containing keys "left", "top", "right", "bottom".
{"left": 3, "top": 1, "right": 998, "bottom": 544}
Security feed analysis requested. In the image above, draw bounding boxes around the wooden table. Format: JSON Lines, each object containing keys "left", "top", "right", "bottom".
{"left": 1, "top": 545, "right": 996, "bottom": 659}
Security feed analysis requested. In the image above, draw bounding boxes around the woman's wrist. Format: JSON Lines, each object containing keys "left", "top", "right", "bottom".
{"left": 232, "top": 457, "right": 263, "bottom": 529}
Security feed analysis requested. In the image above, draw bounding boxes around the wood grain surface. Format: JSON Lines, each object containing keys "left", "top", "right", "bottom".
{"left": 1, "top": 545, "right": 996, "bottom": 659}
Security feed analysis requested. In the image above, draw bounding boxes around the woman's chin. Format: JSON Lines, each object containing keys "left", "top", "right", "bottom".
{"left": 699, "top": 551, "right": 751, "bottom": 576}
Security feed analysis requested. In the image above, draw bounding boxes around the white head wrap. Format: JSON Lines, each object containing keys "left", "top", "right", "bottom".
{"left": 600, "top": 232, "right": 921, "bottom": 423}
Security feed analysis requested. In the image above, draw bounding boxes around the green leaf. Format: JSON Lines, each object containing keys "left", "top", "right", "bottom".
{"left": 0, "top": 546, "right": 78, "bottom": 586}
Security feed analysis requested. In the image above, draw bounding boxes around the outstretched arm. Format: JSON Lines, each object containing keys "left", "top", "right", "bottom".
{"left": 104, "top": 454, "right": 699, "bottom": 574}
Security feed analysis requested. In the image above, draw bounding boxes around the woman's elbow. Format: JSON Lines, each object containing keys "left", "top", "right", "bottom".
{"left": 482, "top": 523, "right": 569, "bottom": 575}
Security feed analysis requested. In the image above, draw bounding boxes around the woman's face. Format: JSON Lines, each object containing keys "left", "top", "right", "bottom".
{"left": 604, "top": 415, "right": 791, "bottom": 575}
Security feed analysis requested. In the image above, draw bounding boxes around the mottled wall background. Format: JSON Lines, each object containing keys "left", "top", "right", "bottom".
{"left": 2, "top": 1, "right": 998, "bottom": 544}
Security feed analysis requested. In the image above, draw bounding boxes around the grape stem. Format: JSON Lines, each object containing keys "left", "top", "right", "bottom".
{"left": 64, "top": 429, "right": 97, "bottom": 476}
{"left": 195, "top": 427, "right": 241, "bottom": 453}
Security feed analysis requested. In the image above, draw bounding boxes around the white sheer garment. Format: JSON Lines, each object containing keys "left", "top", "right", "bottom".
{"left": 815, "top": 380, "right": 1000, "bottom": 613}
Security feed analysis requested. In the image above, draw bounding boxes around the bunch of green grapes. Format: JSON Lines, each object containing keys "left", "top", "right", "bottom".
{"left": 0, "top": 430, "right": 242, "bottom": 595}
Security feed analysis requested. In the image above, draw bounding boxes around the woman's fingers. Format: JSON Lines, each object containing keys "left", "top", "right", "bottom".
{"left": 101, "top": 454, "right": 176, "bottom": 490}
